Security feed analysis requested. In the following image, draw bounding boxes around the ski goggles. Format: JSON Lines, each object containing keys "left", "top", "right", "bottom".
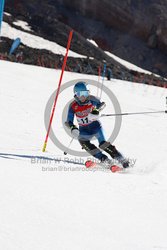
{"left": 75, "top": 90, "right": 89, "bottom": 97}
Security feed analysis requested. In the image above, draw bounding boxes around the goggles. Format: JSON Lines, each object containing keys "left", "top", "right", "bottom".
{"left": 75, "top": 90, "right": 89, "bottom": 97}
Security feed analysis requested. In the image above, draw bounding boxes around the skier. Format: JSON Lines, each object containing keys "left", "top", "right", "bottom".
{"left": 65, "top": 81, "right": 129, "bottom": 172}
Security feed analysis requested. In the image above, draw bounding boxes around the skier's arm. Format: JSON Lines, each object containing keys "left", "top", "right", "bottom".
{"left": 65, "top": 104, "right": 75, "bottom": 128}
{"left": 90, "top": 96, "right": 106, "bottom": 114}
{"left": 96, "top": 101, "right": 106, "bottom": 111}
{"left": 65, "top": 104, "right": 79, "bottom": 138}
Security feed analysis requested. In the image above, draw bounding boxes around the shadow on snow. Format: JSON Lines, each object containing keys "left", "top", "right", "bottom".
{"left": 0, "top": 152, "right": 85, "bottom": 166}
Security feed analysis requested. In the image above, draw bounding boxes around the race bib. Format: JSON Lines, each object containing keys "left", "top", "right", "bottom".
{"left": 77, "top": 116, "right": 89, "bottom": 126}
{"left": 77, "top": 114, "right": 99, "bottom": 126}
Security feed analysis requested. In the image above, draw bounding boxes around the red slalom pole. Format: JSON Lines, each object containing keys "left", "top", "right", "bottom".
{"left": 42, "top": 30, "right": 74, "bottom": 152}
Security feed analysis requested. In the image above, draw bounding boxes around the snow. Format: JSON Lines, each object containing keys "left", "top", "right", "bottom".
{"left": 0, "top": 60, "right": 167, "bottom": 250}
{"left": 87, "top": 39, "right": 98, "bottom": 47}
{"left": 105, "top": 50, "right": 153, "bottom": 74}
{"left": 85, "top": 39, "right": 153, "bottom": 75}
{"left": 86, "top": 38, "right": 148, "bottom": 73}
{"left": 13, "top": 20, "right": 32, "bottom": 32}
{"left": 81, "top": 38, "right": 158, "bottom": 76}
{"left": 1, "top": 22, "right": 86, "bottom": 58}
{"left": 4, "top": 12, "right": 11, "bottom": 17}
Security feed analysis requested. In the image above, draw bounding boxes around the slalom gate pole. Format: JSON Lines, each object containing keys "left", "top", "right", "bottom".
{"left": 99, "top": 63, "right": 106, "bottom": 99}
{"left": 101, "top": 110, "right": 167, "bottom": 117}
{"left": 97, "top": 65, "right": 101, "bottom": 97}
{"left": 42, "top": 30, "right": 74, "bottom": 152}
{"left": 0, "top": 0, "right": 5, "bottom": 35}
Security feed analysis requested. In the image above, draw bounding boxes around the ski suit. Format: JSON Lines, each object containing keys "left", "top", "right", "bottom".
{"left": 66, "top": 95, "right": 120, "bottom": 161}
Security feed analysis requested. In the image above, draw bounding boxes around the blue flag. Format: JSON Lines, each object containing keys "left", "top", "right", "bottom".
{"left": 0, "top": 0, "right": 5, "bottom": 34}
{"left": 9, "top": 38, "right": 21, "bottom": 55}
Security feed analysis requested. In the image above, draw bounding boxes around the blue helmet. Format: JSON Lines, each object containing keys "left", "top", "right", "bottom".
{"left": 74, "top": 82, "right": 89, "bottom": 105}
{"left": 73, "top": 82, "right": 89, "bottom": 103}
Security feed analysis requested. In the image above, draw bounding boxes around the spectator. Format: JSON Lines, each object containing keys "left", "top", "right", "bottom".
{"left": 74, "top": 61, "right": 82, "bottom": 73}
{"left": 16, "top": 51, "right": 23, "bottom": 63}
{"left": 106, "top": 67, "right": 113, "bottom": 80}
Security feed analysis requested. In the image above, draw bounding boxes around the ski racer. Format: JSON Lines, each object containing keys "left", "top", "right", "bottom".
{"left": 65, "top": 81, "right": 129, "bottom": 172}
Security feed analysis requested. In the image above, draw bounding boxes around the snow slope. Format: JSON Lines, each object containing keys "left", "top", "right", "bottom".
{"left": 0, "top": 60, "right": 167, "bottom": 250}
{"left": 2, "top": 16, "right": 155, "bottom": 74}
{"left": 1, "top": 21, "right": 86, "bottom": 58}
{"left": 105, "top": 50, "right": 153, "bottom": 74}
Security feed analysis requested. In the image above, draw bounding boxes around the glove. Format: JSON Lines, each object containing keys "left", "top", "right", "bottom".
{"left": 91, "top": 108, "right": 99, "bottom": 115}
{"left": 88, "top": 108, "right": 100, "bottom": 121}
{"left": 71, "top": 125, "right": 79, "bottom": 139}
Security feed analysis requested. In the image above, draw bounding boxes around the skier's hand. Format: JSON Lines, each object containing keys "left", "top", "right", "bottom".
{"left": 88, "top": 108, "right": 99, "bottom": 121}
{"left": 71, "top": 125, "right": 79, "bottom": 139}
{"left": 91, "top": 108, "right": 99, "bottom": 115}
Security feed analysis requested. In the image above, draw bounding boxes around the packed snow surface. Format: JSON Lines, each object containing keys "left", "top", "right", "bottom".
{"left": 0, "top": 60, "right": 167, "bottom": 250}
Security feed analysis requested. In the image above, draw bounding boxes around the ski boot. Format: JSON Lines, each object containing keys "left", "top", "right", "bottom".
{"left": 99, "top": 141, "right": 130, "bottom": 169}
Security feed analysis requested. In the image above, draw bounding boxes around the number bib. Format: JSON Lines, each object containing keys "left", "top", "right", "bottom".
{"left": 77, "top": 116, "right": 90, "bottom": 126}
{"left": 77, "top": 114, "right": 98, "bottom": 126}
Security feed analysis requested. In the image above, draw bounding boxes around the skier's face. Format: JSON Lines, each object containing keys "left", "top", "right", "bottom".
{"left": 79, "top": 95, "right": 87, "bottom": 102}
{"left": 76, "top": 90, "right": 89, "bottom": 102}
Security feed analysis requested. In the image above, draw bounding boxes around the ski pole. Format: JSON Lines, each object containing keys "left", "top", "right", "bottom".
{"left": 101, "top": 110, "right": 167, "bottom": 117}
{"left": 101, "top": 97, "right": 167, "bottom": 117}
{"left": 64, "top": 138, "right": 74, "bottom": 155}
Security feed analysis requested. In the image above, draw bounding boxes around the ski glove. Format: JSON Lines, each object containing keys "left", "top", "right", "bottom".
{"left": 88, "top": 108, "right": 100, "bottom": 121}
{"left": 91, "top": 108, "right": 99, "bottom": 115}
{"left": 71, "top": 125, "right": 79, "bottom": 139}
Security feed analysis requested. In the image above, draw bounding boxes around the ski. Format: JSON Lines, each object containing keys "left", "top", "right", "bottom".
{"left": 85, "top": 160, "right": 123, "bottom": 173}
